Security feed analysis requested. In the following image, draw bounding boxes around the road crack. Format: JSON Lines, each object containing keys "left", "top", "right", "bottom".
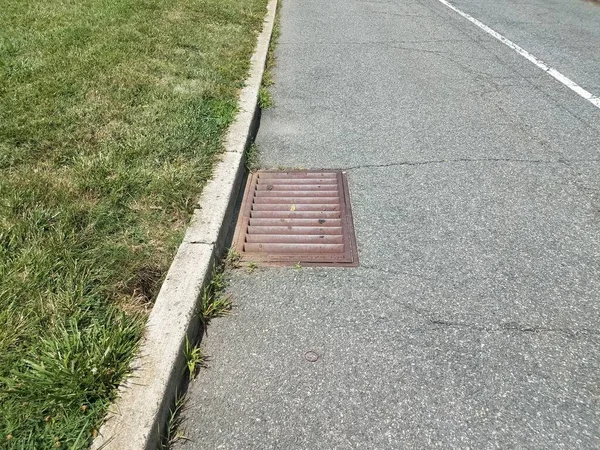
{"left": 430, "top": 319, "right": 600, "bottom": 337}
{"left": 342, "top": 157, "right": 599, "bottom": 171}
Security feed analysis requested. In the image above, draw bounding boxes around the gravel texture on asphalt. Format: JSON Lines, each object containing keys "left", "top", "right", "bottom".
{"left": 177, "top": 0, "right": 600, "bottom": 448}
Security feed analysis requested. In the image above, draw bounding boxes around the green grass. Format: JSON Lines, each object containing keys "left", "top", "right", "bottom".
{"left": 0, "top": 0, "right": 267, "bottom": 447}
{"left": 257, "top": 86, "right": 274, "bottom": 109}
{"left": 161, "top": 390, "right": 188, "bottom": 449}
{"left": 163, "top": 268, "right": 231, "bottom": 448}
{"left": 257, "top": 0, "right": 280, "bottom": 109}
{"left": 199, "top": 270, "right": 232, "bottom": 326}
{"left": 245, "top": 143, "right": 261, "bottom": 172}
{"left": 183, "top": 336, "right": 206, "bottom": 382}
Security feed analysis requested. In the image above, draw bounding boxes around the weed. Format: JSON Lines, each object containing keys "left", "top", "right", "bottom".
{"left": 161, "top": 391, "right": 188, "bottom": 449}
{"left": 246, "top": 261, "right": 259, "bottom": 274}
{"left": 258, "top": 0, "right": 281, "bottom": 108}
{"left": 199, "top": 271, "right": 232, "bottom": 326}
{"left": 225, "top": 249, "right": 242, "bottom": 269}
{"left": 245, "top": 143, "right": 261, "bottom": 172}
{"left": 258, "top": 87, "right": 274, "bottom": 109}
{"left": 294, "top": 262, "right": 302, "bottom": 270}
{"left": 183, "top": 336, "right": 206, "bottom": 381}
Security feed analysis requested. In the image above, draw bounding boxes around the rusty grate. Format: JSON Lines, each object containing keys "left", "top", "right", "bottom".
{"left": 232, "top": 170, "right": 358, "bottom": 266}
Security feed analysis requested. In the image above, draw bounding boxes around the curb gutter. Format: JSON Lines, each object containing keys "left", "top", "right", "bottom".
{"left": 90, "top": 1, "right": 278, "bottom": 448}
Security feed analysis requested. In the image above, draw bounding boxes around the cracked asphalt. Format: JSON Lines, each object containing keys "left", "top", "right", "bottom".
{"left": 177, "top": 0, "right": 600, "bottom": 448}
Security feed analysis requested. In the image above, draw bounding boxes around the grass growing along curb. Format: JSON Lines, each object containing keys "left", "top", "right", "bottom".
{"left": 257, "top": 0, "right": 281, "bottom": 109}
{"left": 257, "top": 86, "right": 274, "bottom": 110}
{"left": 250, "top": 2, "right": 281, "bottom": 175}
{"left": 161, "top": 265, "right": 232, "bottom": 449}
{"left": 0, "top": 0, "right": 267, "bottom": 447}
{"left": 199, "top": 270, "right": 232, "bottom": 328}
{"left": 161, "top": 390, "right": 187, "bottom": 450}
{"left": 184, "top": 336, "right": 206, "bottom": 382}
{"left": 245, "top": 143, "right": 261, "bottom": 172}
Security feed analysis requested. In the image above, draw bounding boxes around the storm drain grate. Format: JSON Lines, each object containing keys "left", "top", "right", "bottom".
{"left": 232, "top": 170, "right": 358, "bottom": 266}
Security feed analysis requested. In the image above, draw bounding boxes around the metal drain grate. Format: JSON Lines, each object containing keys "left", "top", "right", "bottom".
{"left": 232, "top": 170, "right": 358, "bottom": 266}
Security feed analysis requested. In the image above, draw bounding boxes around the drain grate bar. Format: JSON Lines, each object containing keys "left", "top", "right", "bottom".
{"left": 232, "top": 170, "right": 358, "bottom": 266}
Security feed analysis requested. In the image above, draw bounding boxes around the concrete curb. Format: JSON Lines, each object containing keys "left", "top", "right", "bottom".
{"left": 90, "top": 1, "right": 277, "bottom": 448}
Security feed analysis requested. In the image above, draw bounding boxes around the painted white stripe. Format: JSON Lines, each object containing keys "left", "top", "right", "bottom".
{"left": 435, "top": 0, "right": 600, "bottom": 110}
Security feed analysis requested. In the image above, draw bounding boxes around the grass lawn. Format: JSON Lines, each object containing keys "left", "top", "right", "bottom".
{"left": 0, "top": 0, "right": 267, "bottom": 447}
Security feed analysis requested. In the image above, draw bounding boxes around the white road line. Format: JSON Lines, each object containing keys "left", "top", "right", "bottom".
{"left": 435, "top": 0, "right": 600, "bottom": 110}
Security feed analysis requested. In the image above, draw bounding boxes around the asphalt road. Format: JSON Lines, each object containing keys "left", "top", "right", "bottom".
{"left": 177, "top": 0, "right": 600, "bottom": 448}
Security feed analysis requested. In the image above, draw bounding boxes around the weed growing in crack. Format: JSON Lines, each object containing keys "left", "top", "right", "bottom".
{"left": 161, "top": 390, "right": 188, "bottom": 449}
{"left": 258, "top": 87, "right": 274, "bottom": 109}
{"left": 258, "top": 2, "right": 281, "bottom": 109}
{"left": 225, "top": 249, "right": 242, "bottom": 269}
{"left": 199, "top": 270, "right": 232, "bottom": 326}
{"left": 246, "top": 261, "right": 259, "bottom": 274}
{"left": 245, "top": 143, "right": 261, "bottom": 172}
{"left": 183, "top": 336, "right": 206, "bottom": 381}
